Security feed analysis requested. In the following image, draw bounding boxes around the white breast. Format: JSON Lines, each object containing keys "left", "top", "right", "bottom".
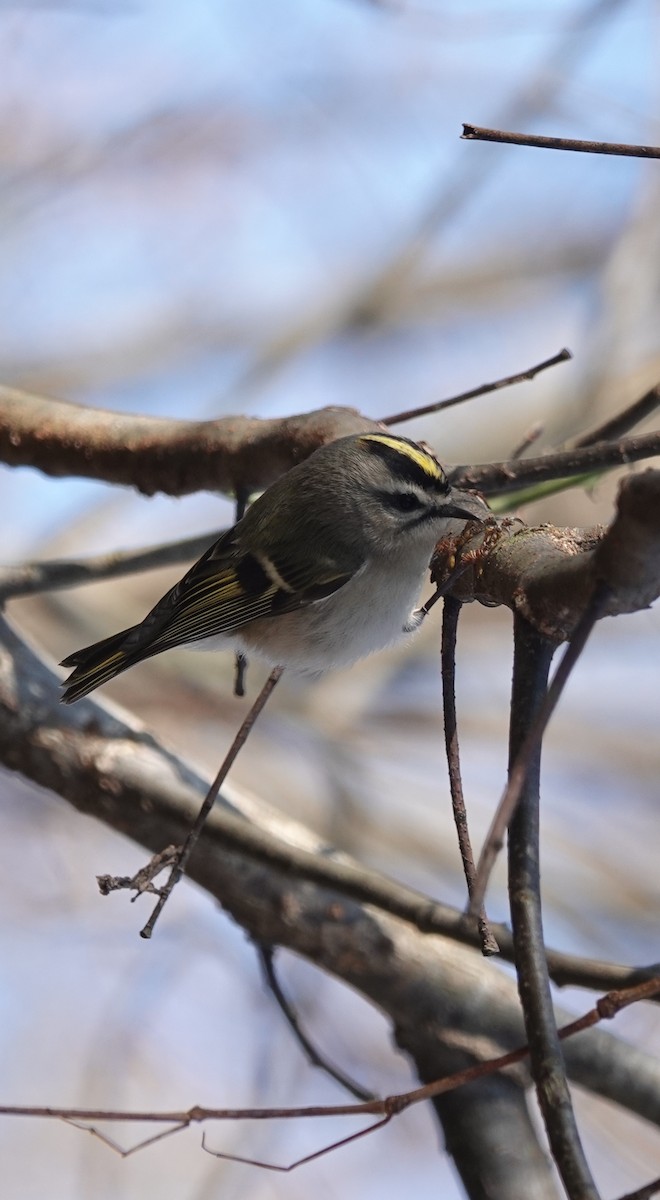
{"left": 230, "top": 549, "right": 432, "bottom": 674}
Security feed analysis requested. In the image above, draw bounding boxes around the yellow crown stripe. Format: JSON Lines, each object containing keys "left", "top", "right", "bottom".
{"left": 359, "top": 434, "right": 442, "bottom": 480}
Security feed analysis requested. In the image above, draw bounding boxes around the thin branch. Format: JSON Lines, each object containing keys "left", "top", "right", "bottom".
{"left": 381, "top": 348, "right": 571, "bottom": 427}
{"left": 569, "top": 384, "right": 660, "bottom": 448}
{"left": 258, "top": 946, "right": 375, "bottom": 1102}
{"left": 0, "top": 531, "right": 218, "bottom": 603}
{"left": 338, "top": 0, "right": 630, "bottom": 332}
{"left": 2, "top": 607, "right": 660, "bottom": 1173}
{"left": 507, "top": 616, "right": 600, "bottom": 1200}
{"left": 450, "top": 429, "right": 660, "bottom": 496}
{"left": 469, "top": 581, "right": 610, "bottom": 916}
{"left": 441, "top": 596, "right": 498, "bottom": 955}
{"left": 617, "top": 1177, "right": 660, "bottom": 1200}
{"left": 0, "top": 610, "right": 658, "bottom": 997}
{"left": 462, "top": 124, "right": 660, "bottom": 159}
{"left": 98, "top": 845, "right": 179, "bottom": 900}
{"left": 65, "top": 1117, "right": 189, "bottom": 1158}
{"left": 1, "top": 977, "right": 657, "bottom": 1131}
{"left": 201, "top": 1114, "right": 393, "bottom": 1172}
{"left": 510, "top": 422, "right": 544, "bottom": 460}
{"left": 140, "top": 667, "right": 283, "bottom": 939}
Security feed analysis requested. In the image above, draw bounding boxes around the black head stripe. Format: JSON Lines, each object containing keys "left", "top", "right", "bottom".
{"left": 359, "top": 434, "right": 449, "bottom": 495}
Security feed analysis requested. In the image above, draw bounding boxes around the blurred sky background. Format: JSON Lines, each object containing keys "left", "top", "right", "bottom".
{"left": 1, "top": 1, "right": 659, "bottom": 1197}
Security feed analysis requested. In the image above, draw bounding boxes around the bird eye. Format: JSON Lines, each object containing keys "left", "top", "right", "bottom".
{"left": 389, "top": 491, "right": 424, "bottom": 513}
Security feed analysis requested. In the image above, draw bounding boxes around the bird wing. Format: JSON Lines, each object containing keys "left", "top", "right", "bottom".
{"left": 120, "top": 529, "right": 360, "bottom": 656}
{"left": 60, "top": 528, "right": 362, "bottom": 703}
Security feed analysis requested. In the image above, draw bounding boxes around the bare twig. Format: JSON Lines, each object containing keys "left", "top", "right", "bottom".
{"left": 510, "top": 422, "right": 544, "bottom": 460}
{"left": 617, "top": 1176, "right": 660, "bottom": 1200}
{"left": 2, "top": 605, "right": 660, "bottom": 1182}
{"left": 258, "top": 946, "right": 374, "bottom": 1102}
{"left": 570, "top": 384, "right": 660, "bottom": 448}
{"left": 441, "top": 597, "right": 499, "bottom": 955}
{"left": 469, "top": 582, "right": 610, "bottom": 916}
{"left": 469, "top": 465, "right": 660, "bottom": 916}
{"left": 65, "top": 1117, "right": 189, "bottom": 1158}
{"left": 506, "top": 616, "right": 600, "bottom": 1200}
{"left": 1, "top": 977, "right": 657, "bottom": 1142}
{"left": 97, "top": 845, "right": 179, "bottom": 899}
{"left": 450, "top": 428, "right": 660, "bottom": 495}
{"left": 382, "top": 348, "right": 571, "bottom": 427}
{"left": 202, "top": 1114, "right": 393, "bottom": 1172}
{"left": 462, "top": 124, "right": 660, "bottom": 159}
{"left": 140, "top": 667, "right": 283, "bottom": 938}
{"left": 0, "top": 531, "right": 218, "bottom": 603}
{"left": 1, "top": 610, "right": 660, "bottom": 998}
{"left": 338, "top": 0, "right": 630, "bottom": 332}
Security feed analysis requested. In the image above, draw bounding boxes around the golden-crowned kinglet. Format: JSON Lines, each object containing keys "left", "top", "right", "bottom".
{"left": 60, "top": 432, "right": 490, "bottom": 703}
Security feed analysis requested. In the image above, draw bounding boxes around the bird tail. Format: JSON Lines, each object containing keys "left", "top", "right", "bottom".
{"left": 60, "top": 625, "right": 143, "bottom": 704}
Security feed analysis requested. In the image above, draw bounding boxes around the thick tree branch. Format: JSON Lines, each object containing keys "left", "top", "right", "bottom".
{"left": 401, "top": 1037, "right": 559, "bottom": 1200}
{"left": 1, "top": 386, "right": 659, "bottom": 501}
{"left": 1, "top": 615, "right": 660, "bottom": 1146}
{"left": 434, "top": 470, "right": 660, "bottom": 643}
{"left": 1, "top": 453, "right": 658, "bottom": 1190}
{"left": 0, "top": 475, "right": 657, "bottom": 987}
{"left": 0, "top": 387, "right": 378, "bottom": 496}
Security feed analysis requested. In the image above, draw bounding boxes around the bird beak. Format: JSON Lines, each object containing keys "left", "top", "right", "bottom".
{"left": 443, "top": 489, "right": 492, "bottom": 523}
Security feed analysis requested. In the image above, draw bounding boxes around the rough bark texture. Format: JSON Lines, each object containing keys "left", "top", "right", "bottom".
{"left": 433, "top": 469, "right": 660, "bottom": 642}
{"left": 2, "top": 394, "right": 660, "bottom": 1197}
{"left": 0, "top": 387, "right": 378, "bottom": 496}
{"left": 1, "top": 386, "right": 659, "bottom": 499}
{"left": 1, "top": 616, "right": 660, "bottom": 1174}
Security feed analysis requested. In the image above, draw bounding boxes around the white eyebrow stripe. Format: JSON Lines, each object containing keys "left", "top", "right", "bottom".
{"left": 254, "top": 552, "right": 296, "bottom": 593}
{"left": 386, "top": 484, "right": 431, "bottom": 500}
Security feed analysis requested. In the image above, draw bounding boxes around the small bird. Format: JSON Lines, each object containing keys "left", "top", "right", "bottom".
{"left": 60, "top": 432, "right": 490, "bottom": 703}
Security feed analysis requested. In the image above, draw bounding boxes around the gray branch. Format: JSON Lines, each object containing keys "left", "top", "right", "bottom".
{"left": 1, "top": 614, "right": 660, "bottom": 1200}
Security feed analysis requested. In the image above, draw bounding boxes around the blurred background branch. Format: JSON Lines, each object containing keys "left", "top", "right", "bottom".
{"left": 2, "top": 610, "right": 660, "bottom": 1199}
